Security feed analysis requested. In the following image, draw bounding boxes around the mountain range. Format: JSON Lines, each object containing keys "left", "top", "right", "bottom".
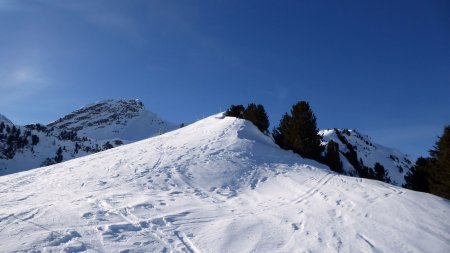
{"left": 0, "top": 99, "right": 412, "bottom": 187}
{"left": 0, "top": 112, "right": 448, "bottom": 252}
{"left": 0, "top": 99, "right": 176, "bottom": 176}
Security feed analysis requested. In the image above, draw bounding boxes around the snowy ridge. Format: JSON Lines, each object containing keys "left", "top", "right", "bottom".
{"left": 0, "top": 114, "right": 448, "bottom": 252}
{"left": 0, "top": 99, "right": 176, "bottom": 176}
{"left": 0, "top": 114, "right": 13, "bottom": 125}
{"left": 320, "top": 129, "right": 413, "bottom": 185}
{"left": 48, "top": 99, "right": 176, "bottom": 141}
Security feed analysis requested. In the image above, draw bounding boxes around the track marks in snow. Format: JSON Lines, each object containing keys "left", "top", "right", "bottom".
{"left": 96, "top": 212, "right": 200, "bottom": 252}
{"left": 45, "top": 230, "right": 89, "bottom": 253}
{"left": 84, "top": 193, "right": 201, "bottom": 252}
{"left": 357, "top": 233, "right": 382, "bottom": 253}
{"left": 46, "top": 230, "right": 81, "bottom": 246}
{"left": 174, "top": 230, "right": 199, "bottom": 253}
{"left": 44, "top": 230, "right": 88, "bottom": 252}
{"left": 293, "top": 173, "right": 335, "bottom": 204}
{"left": 14, "top": 208, "right": 40, "bottom": 222}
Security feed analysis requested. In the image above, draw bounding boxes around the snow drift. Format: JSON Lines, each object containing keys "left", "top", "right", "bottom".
{"left": 0, "top": 114, "right": 448, "bottom": 252}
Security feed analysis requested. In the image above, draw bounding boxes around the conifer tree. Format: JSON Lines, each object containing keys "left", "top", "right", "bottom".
{"left": 324, "top": 140, "right": 343, "bottom": 173}
{"left": 31, "top": 135, "right": 39, "bottom": 145}
{"left": 428, "top": 126, "right": 450, "bottom": 199}
{"left": 102, "top": 141, "right": 114, "bottom": 150}
{"left": 403, "top": 157, "right": 430, "bottom": 192}
{"left": 243, "top": 103, "right": 269, "bottom": 133}
{"left": 54, "top": 147, "right": 63, "bottom": 163}
{"left": 374, "top": 162, "right": 391, "bottom": 183}
{"left": 225, "top": 105, "right": 245, "bottom": 118}
{"left": 225, "top": 104, "right": 269, "bottom": 133}
{"left": 274, "top": 101, "right": 324, "bottom": 160}
{"left": 403, "top": 126, "right": 450, "bottom": 199}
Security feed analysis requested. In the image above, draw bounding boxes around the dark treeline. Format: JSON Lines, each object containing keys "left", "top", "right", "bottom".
{"left": 225, "top": 103, "right": 269, "bottom": 133}
{"left": 403, "top": 126, "right": 450, "bottom": 199}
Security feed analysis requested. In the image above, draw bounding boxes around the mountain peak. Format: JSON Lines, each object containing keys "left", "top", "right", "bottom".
{"left": 320, "top": 128, "right": 413, "bottom": 185}
{"left": 48, "top": 99, "right": 176, "bottom": 141}
{"left": 82, "top": 99, "right": 145, "bottom": 111}
{"left": 49, "top": 99, "right": 145, "bottom": 127}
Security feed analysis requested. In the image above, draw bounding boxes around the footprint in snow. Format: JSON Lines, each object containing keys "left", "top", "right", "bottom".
{"left": 81, "top": 212, "right": 93, "bottom": 219}
{"left": 46, "top": 230, "right": 81, "bottom": 247}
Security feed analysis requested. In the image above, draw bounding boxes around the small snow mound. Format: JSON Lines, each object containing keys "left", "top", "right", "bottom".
{"left": 214, "top": 112, "right": 226, "bottom": 119}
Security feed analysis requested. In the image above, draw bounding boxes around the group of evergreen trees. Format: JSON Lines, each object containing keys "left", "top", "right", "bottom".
{"left": 323, "top": 140, "right": 343, "bottom": 173}
{"left": 225, "top": 101, "right": 393, "bottom": 184}
{"left": 58, "top": 130, "right": 78, "bottom": 141}
{"left": 225, "top": 103, "right": 269, "bottom": 133}
{"left": 225, "top": 101, "right": 325, "bottom": 163}
{"left": 41, "top": 147, "right": 64, "bottom": 166}
{"left": 403, "top": 126, "right": 450, "bottom": 199}
{"left": 0, "top": 123, "right": 39, "bottom": 159}
{"left": 223, "top": 100, "right": 446, "bottom": 199}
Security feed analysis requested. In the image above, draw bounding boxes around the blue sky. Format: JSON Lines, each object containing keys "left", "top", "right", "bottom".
{"left": 0, "top": 0, "right": 449, "bottom": 158}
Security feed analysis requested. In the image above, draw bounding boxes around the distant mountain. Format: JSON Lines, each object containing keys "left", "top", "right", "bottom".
{"left": 49, "top": 99, "right": 175, "bottom": 141}
{"left": 0, "top": 99, "right": 176, "bottom": 176}
{"left": 0, "top": 100, "right": 413, "bottom": 187}
{"left": 0, "top": 113, "right": 447, "bottom": 252}
{"left": 320, "top": 129, "right": 413, "bottom": 186}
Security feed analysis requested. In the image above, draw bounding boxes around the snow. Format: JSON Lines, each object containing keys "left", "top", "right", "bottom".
{"left": 0, "top": 114, "right": 13, "bottom": 125}
{"left": 0, "top": 114, "right": 449, "bottom": 252}
{"left": 320, "top": 129, "right": 414, "bottom": 185}
{"left": 0, "top": 99, "right": 177, "bottom": 176}
{"left": 49, "top": 99, "right": 177, "bottom": 141}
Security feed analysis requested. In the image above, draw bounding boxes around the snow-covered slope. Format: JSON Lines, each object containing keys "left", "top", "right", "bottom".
{"left": 0, "top": 99, "right": 176, "bottom": 176}
{"left": 321, "top": 129, "right": 413, "bottom": 186}
{"left": 0, "top": 114, "right": 13, "bottom": 125}
{"left": 48, "top": 99, "right": 176, "bottom": 141}
{"left": 1, "top": 114, "right": 448, "bottom": 252}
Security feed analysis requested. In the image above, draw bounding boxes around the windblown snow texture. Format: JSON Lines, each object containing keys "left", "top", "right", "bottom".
{"left": 1, "top": 114, "right": 448, "bottom": 252}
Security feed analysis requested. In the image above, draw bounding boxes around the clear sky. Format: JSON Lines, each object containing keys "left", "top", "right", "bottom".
{"left": 0, "top": 0, "right": 449, "bottom": 158}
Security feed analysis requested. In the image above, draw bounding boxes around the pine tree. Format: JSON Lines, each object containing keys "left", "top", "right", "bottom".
{"left": 274, "top": 101, "right": 324, "bottom": 160}
{"left": 243, "top": 103, "right": 270, "bottom": 133}
{"left": 102, "top": 141, "right": 114, "bottom": 150}
{"left": 31, "top": 135, "right": 39, "bottom": 145}
{"left": 54, "top": 147, "right": 63, "bottom": 163}
{"left": 428, "top": 126, "right": 450, "bottom": 199}
{"left": 403, "top": 157, "right": 430, "bottom": 192}
{"left": 225, "top": 105, "right": 245, "bottom": 118}
{"left": 324, "top": 140, "right": 343, "bottom": 173}
{"left": 225, "top": 104, "right": 269, "bottom": 133}
{"left": 374, "top": 162, "right": 391, "bottom": 183}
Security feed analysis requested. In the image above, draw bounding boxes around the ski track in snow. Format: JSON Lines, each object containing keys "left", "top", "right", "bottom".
{"left": 0, "top": 114, "right": 449, "bottom": 252}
